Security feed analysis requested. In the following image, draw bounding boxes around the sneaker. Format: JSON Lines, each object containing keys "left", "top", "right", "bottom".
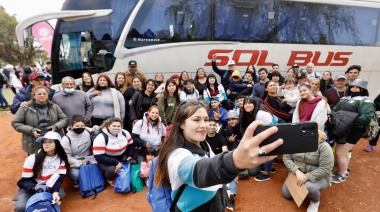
{"left": 107, "top": 178, "right": 115, "bottom": 187}
{"left": 73, "top": 183, "right": 79, "bottom": 188}
{"left": 273, "top": 158, "right": 279, "bottom": 165}
{"left": 226, "top": 195, "right": 235, "bottom": 211}
{"left": 332, "top": 170, "right": 349, "bottom": 178}
{"left": 260, "top": 167, "right": 276, "bottom": 174}
{"left": 307, "top": 200, "right": 320, "bottom": 212}
{"left": 254, "top": 173, "right": 271, "bottom": 182}
{"left": 364, "top": 145, "right": 374, "bottom": 152}
{"left": 332, "top": 173, "right": 346, "bottom": 183}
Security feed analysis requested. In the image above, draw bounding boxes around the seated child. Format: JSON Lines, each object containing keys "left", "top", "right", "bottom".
{"left": 228, "top": 72, "right": 252, "bottom": 100}
{"left": 140, "top": 147, "right": 157, "bottom": 186}
{"left": 277, "top": 78, "right": 300, "bottom": 112}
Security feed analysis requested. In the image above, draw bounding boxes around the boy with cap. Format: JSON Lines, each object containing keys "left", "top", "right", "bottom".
{"left": 323, "top": 74, "right": 348, "bottom": 109}
{"left": 296, "top": 72, "right": 308, "bottom": 84}
{"left": 228, "top": 71, "right": 251, "bottom": 101}
{"left": 10, "top": 73, "right": 56, "bottom": 114}
{"left": 209, "top": 97, "right": 228, "bottom": 126}
{"left": 124, "top": 60, "right": 147, "bottom": 87}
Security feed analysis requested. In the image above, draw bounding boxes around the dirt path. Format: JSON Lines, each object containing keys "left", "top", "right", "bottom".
{"left": 1, "top": 112, "right": 379, "bottom": 211}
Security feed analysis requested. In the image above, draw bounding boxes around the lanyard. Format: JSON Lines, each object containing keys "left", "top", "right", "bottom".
{"left": 335, "top": 87, "right": 346, "bottom": 98}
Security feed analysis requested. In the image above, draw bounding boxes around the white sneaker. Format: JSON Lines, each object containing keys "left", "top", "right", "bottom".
{"left": 307, "top": 200, "right": 320, "bottom": 212}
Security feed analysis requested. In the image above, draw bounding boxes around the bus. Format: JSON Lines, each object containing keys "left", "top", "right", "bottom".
{"left": 16, "top": 0, "right": 380, "bottom": 98}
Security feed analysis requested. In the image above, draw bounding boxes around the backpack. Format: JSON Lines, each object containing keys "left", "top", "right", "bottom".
{"left": 146, "top": 157, "right": 187, "bottom": 212}
{"left": 25, "top": 185, "right": 60, "bottom": 212}
{"left": 78, "top": 164, "right": 105, "bottom": 199}
{"left": 114, "top": 162, "right": 131, "bottom": 193}
{"left": 363, "top": 111, "right": 380, "bottom": 141}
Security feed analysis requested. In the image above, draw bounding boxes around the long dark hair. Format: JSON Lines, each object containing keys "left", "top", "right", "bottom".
{"left": 155, "top": 100, "right": 209, "bottom": 187}
{"left": 163, "top": 79, "right": 180, "bottom": 109}
{"left": 33, "top": 140, "right": 71, "bottom": 178}
{"left": 142, "top": 79, "right": 157, "bottom": 94}
{"left": 241, "top": 96, "right": 260, "bottom": 130}
{"left": 82, "top": 72, "right": 94, "bottom": 87}
{"left": 246, "top": 65, "right": 258, "bottom": 83}
{"left": 206, "top": 74, "right": 219, "bottom": 92}
{"left": 194, "top": 68, "right": 206, "bottom": 81}
{"left": 143, "top": 147, "right": 157, "bottom": 163}
{"left": 262, "top": 80, "right": 276, "bottom": 99}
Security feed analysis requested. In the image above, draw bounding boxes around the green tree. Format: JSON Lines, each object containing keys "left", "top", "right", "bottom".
{"left": 0, "top": 6, "right": 36, "bottom": 67}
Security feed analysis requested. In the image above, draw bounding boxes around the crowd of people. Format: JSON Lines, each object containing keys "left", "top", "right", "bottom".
{"left": 4, "top": 57, "right": 380, "bottom": 212}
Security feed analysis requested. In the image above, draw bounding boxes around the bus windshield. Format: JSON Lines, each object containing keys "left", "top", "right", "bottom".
{"left": 125, "top": 0, "right": 380, "bottom": 48}
{"left": 52, "top": 0, "right": 138, "bottom": 82}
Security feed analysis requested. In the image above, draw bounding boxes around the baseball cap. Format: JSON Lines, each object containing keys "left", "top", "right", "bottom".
{"left": 36, "top": 131, "right": 62, "bottom": 143}
{"left": 232, "top": 70, "right": 240, "bottom": 78}
{"left": 296, "top": 72, "right": 307, "bottom": 79}
{"left": 29, "top": 73, "right": 44, "bottom": 80}
{"left": 226, "top": 110, "right": 239, "bottom": 119}
{"left": 4, "top": 64, "right": 14, "bottom": 69}
{"left": 335, "top": 74, "right": 347, "bottom": 80}
{"left": 210, "top": 96, "right": 220, "bottom": 102}
{"left": 128, "top": 60, "right": 137, "bottom": 66}
{"left": 292, "top": 64, "right": 299, "bottom": 68}
{"left": 227, "top": 60, "right": 235, "bottom": 66}
{"left": 350, "top": 78, "right": 368, "bottom": 90}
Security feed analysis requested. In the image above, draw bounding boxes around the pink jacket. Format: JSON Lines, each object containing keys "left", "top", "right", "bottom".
{"left": 140, "top": 161, "right": 150, "bottom": 178}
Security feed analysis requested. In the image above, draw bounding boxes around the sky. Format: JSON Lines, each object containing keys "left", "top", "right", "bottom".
{"left": 1, "top": 0, "right": 65, "bottom": 26}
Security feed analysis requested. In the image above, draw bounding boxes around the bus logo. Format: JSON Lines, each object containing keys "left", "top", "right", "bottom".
{"left": 204, "top": 50, "right": 353, "bottom": 67}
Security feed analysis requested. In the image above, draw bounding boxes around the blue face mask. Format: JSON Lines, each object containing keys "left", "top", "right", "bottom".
{"left": 64, "top": 88, "right": 75, "bottom": 94}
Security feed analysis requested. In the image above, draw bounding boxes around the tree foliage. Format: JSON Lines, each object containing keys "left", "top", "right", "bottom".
{"left": 0, "top": 6, "right": 38, "bottom": 67}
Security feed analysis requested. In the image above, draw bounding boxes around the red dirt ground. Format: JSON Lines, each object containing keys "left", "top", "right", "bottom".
{"left": 1, "top": 112, "right": 379, "bottom": 212}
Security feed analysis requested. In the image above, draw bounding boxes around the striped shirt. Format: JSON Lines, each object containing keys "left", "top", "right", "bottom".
{"left": 22, "top": 154, "right": 66, "bottom": 183}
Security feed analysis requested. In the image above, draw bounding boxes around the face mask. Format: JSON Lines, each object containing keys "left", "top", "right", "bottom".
{"left": 73, "top": 127, "right": 85, "bottom": 134}
{"left": 351, "top": 92, "right": 361, "bottom": 97}
{"left": 110, "top": 129, "right": 121, "bottom": 136}
{"left": 98, "top": 85, "right": 107, "bottom": 90}
{"left": 64, "top": 88, "right": 75, "bottom": 94}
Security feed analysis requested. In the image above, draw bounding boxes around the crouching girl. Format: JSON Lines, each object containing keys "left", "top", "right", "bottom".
{"left": 93, "top": 117, "right": 134, "bottom": 186}
{"left": 282, "top": 129, "right": 334, "bottom": 212}
{"left": 13, "top": 131, "right": 70, "bottom": 212}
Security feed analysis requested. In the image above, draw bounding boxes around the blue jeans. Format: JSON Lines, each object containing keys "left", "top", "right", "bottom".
{"left": 0, "top": 88, "right": 8, "bottom": 105}
{"left": 229, "top": 180, "right": 237, "bottom": 195}
{"left": 265, "top": 160, "right": 273, "bottom": 173}
{"left": 68, "top": 167, "right": 80, "bottom": 184}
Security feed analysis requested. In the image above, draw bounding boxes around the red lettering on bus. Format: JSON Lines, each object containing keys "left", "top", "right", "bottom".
{"left": 312, "top": 52, "right": 334, "bottom": 66}
{"left": 204, "top": 50, "right": 233, "bottom": 66}
{"left": 232, "top": 50, "right": 260, "bottom": 66}
{"left": 330, "top": 52, "right": 352, "bottom": 66}
{"left": 257, "top": 50, "right": 274, "bottom": 66}
{"left": 287, "top": 51, "right": 314, "bottom": 66}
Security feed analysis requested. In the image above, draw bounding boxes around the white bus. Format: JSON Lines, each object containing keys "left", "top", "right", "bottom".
{"left": 16, "top": 0, "right": 380, "bottom": 98}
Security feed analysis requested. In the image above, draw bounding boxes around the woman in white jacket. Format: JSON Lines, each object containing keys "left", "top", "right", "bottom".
{"left": 292, "top": 83, "right": 330, "bottom": 130}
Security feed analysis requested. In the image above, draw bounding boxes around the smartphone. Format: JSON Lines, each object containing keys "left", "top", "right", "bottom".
{"left": 255, "top": 122, "right": 318, "bottom": 155}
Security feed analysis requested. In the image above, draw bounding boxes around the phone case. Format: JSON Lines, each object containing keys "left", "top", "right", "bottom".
{"left": 255, "top": 122, "right": 318, "bottom": 155}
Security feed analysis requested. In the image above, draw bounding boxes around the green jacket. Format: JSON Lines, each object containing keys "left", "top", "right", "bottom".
{"left": 333, "top": 96, "right": 375, "bottom": 125}
{"left": 156, "top": 95, "right": 178, "bottom": 126}
{"left": 283, "top": 142, "right": 334, "bottom": 185}
{"left": 12, "top": 100, "right": 67, "bottom": 154}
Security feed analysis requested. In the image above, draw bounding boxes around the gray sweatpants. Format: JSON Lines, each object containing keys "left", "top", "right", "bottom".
{"left": 282, "top": 178, "right": 329, "bottom": 202}
{"left": 13, "top": 188, "right": 65, "bottom": 212}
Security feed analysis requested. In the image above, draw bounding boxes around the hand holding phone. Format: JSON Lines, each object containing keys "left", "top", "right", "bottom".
{"left": 255, "top": 122, "right": 318, "bottom": 156}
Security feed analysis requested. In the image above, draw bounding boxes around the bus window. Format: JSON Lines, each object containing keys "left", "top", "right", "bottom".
{"left": 277, "top": 2, "right": 379, "bottom": 46}
{"left": 214, "top": 0, "right": 275, "bottom": 42}
{"left": 125, "top": 0, "right": 212, "bottom": 48}
{"left": 59, "top": 33, "right": 84, "bottom": 72}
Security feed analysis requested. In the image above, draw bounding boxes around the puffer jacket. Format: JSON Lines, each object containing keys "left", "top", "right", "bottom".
{"left": 11, "top": 100, "right": 67, "bottom": 154}
{"left": 283, "top": 141, "right": 334, "bottom": 185}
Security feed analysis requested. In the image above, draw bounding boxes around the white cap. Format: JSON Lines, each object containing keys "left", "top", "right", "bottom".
{"left": 227, "top": 60, "right": 235, "bottom": 66}
{"left": 36, "top": 131, "right": 62, "bottom": 143}
{"left": 4, "top": 64, "right": 14, "bottom": 69}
